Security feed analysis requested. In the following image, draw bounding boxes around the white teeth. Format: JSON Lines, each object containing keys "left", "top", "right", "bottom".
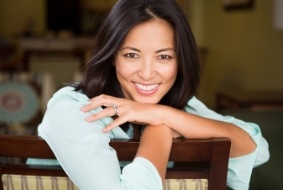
{"left": 136, "top": 83, "right": 159, "bottom": 91}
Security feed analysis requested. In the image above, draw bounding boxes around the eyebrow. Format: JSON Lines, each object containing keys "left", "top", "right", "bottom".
{"left": 120, "top": 46, "right": 140, "bottom": 52}
{"left": 120, "top": 46, "right": 175, "bottom": 53}
{"left": 156, "top": 48, "right": 175, "bottom": 53}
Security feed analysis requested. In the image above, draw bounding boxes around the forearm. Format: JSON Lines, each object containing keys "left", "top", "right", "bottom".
{"left": 135, "top": 125, "right": 172, "bottom": 179}
{"left": 160, "top": 106, "right": 256, "bottom": 158}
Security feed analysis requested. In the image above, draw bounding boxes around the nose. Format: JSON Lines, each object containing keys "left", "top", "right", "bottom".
{"left": 138, "top": 59, "right": 156, "bottom": 80}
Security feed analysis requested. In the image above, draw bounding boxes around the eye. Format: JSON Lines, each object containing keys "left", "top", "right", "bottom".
{"left": 158, "top": 55, "right": 172, "bottom": 60}
{"left": 125, "top": 53, "right": 138, "bottom": 58}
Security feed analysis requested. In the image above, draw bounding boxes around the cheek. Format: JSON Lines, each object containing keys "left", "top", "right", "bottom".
{"left": 163, "top": 65, "right": 178, "bottom": 84}
{"left": 115, "top": 60, "right": 131, "bottom": 81}
{"left": 168, "top": 72, "right": 178, "bottom": 88}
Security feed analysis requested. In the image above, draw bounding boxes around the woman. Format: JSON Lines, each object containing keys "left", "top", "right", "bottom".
{"left": 37, "top": 0, "right": 269, "bottom": 189}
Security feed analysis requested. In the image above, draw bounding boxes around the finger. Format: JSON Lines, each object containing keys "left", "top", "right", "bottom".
{"left": 102, "top": 116, "right": 128, "bottom": 133}
{"left": 81, "top": 100, "right": 111, "bottom": 112}
{"left": 81, "top": 102, "right": 97, "bottom": 112}
{"left": 81, "top": 95, "right": 119, "bottom": 112}
{"left": 85, "top": 106, "right": 116, "bottom": 122}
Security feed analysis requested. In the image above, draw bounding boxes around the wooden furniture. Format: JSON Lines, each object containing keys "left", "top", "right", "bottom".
{"left": 216, "top": 89, "right": 283, "bottom": 111}
{"left": 0, "top": 135, "right": 231, "bottom": 190}
{"left": 0, "top": 43, "right": 21, "bottom": 71}
{"left": 19, "top": 37, "right": 94, "bottom": 71}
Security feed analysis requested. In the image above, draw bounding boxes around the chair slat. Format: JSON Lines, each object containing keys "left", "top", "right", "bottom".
{"left": 0, "top": 135, "right": 55, "bottom": 158}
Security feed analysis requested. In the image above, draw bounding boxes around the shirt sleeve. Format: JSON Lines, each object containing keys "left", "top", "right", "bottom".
{"left": 185, "top": 96, "right": 270, "bottom": 190}
{"left": 38, "top": 87, "right": 162, "bottom": 190}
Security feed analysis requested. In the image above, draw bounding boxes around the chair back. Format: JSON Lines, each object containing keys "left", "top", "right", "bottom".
{"left": 0, "top": 135, "right": 230, "bottom": 190}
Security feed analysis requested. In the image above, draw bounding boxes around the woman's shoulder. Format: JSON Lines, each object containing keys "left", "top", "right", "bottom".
{"left": 184, "top": 96, "right": 222, "bottom": 119}
{"left": 46, "top": 86, "right": 89, "bottom": 109}
{"left": 52, "top": 86, "right": 86, "bottom": 100}
{"left": 41, "top": 86, "right": 130, "bottom": 140}
{"left": 185, "top": 96, "right": 208, "bottom": 111}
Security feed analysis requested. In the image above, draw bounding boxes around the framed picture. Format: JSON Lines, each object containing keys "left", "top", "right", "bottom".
{"left": 223, "top": 0, "right": 254, "bottom": 10}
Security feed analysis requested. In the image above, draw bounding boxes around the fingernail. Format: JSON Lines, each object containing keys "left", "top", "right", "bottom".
{"left": 102, "top": 128, "right": 108, "bottom": 133}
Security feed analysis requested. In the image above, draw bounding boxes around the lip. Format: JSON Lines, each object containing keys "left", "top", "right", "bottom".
{"left": 134, "top": 82, "right": 160, "bottom": 95}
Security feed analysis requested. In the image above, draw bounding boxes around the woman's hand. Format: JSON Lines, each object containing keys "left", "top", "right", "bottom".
{"left": 80, "top": 94, "right": 165, "bottom": 132}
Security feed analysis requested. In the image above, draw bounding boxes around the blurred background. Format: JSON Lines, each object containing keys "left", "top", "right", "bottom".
{"left": 0, "top": 0, "right": 282, "bottom": 189}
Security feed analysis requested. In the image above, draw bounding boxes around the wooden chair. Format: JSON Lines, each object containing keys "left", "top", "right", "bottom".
{"left": 0, "top": 135, "right": 231, "bottom": 190}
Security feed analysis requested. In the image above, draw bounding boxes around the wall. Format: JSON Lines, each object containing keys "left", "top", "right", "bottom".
{"left": 0, "top": 0, "right": 45, "bottom": 38}
{"left": 191, "top": 0, "right": 283, "bottom": 108}
{"left": 0, "top": 0, "right": 190, "bottom": 39}
{"left": 82, "top": 0, "right": 116, "bottom": 10}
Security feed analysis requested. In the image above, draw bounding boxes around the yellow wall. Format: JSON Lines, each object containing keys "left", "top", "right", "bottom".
{"left": 82, "top": 0, "right": 116, "bottom": 10}
{"left": 0, "top": 0, "right": 190, "bottom": 38}
{"left": 0, "top": 0, "right": 45, "bottom": 38}
{"left": 192, "top": 0, "right": 283, "bottom": 108}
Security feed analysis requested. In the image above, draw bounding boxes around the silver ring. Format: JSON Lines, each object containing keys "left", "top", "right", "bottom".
{"left": 112, "top": 104, "right": 118, "bottom": 115}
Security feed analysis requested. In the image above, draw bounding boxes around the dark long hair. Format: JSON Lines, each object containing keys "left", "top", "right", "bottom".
{"left": 76, "top": 0, "right": 200, "bottom": 110}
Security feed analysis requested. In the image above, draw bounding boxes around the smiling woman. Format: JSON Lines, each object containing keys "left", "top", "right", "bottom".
{"left": 36, "top": 0, "right": 269, "bottom": 189}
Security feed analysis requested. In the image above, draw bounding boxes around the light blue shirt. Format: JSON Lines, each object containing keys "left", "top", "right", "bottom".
{"left": 35, "top": 86, "right": 269, "bottom": 190}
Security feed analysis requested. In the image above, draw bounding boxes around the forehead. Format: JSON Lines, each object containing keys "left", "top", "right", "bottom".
{"left": 120, "top": 19, "right": 175, "bottom": 49}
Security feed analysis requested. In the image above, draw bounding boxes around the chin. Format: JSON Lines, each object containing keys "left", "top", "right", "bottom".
{"left": 133, "top": 97, "right": 161, "bottom": 104}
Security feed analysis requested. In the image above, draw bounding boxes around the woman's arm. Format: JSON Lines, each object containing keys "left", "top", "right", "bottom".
{"left": 135, "top": 125, "right": 172, "bottom": 179}
{"left": 119, "top": 125, "right": 173, "bottom": 189}
{"left": 160, "top": 106, "right": 256, "bottom": 158}
{"left": 81, "top": 95, "right": 256, "bottom": 158}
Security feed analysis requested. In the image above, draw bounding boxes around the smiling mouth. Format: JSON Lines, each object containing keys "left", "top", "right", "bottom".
{"left": 135, "top": 83, "right": 159, "bottom": 91}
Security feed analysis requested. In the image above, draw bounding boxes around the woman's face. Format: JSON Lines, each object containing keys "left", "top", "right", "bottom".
{"left": 115, "top": 19, "right": 178, "bottom": 104}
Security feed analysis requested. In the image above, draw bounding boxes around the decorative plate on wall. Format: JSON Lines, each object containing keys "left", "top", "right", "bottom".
{"left": 0, "top": 82, "right": 39, "bottom": 124}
